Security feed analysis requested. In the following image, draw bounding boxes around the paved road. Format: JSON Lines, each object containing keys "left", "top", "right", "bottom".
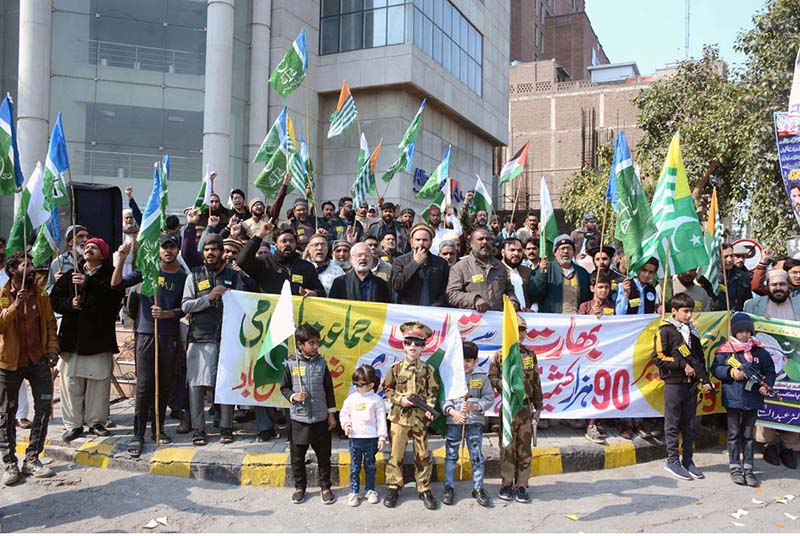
{"left": 2, "top": 447, "right": 798, "bottom": 533}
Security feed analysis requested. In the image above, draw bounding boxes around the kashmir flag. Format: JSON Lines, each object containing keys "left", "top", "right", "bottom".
{"left": 254, "top": 280, "right": 295, "bottom": 387}
{"left": 7, "top": 162, "right": 52, "bottom": 256}
{"left": 637, "top": 132, "right": 710, "bottom": 275}
{"left": 539, "top": 176, "right": 558, "bottom": 259}
{"left": 268, "top": 29, "right": 308, "bottom": 98}
{"left": 702, "top": 187, "right": 723, "bottom": 294}
{"left": 254, "top": 108, "right": 290, "bottom": 197}
{"left": 254, "top": 107, "right": 288, "bottom": 163}
{"left": 136, "top": 161, "right": 168, "bottom": 297}
{"left": 417, "top": 146, "right": 451, "bottom": 200}
{"left": 471, "top": 175, "right": 492, "bottom": 216}
{"left": 194, "top": 164, "right": 213, "bottom": 211}
{"left": 285, "top": 115, "right": 308, "bottom": 196}
{"left": 611, "top": 132, "right": 656, "bottom": 270}
{"left": 381, "top": 99, "right": 426, "bottom": 183}
{"left": 32, "top": 207, "right": 60, "bottom": 267}
{"left": 500, "top": 295, "right": 526, "bottom": 448}
{"left": 327, "top": 81, "right": 358, "bottom": 138}
{"left": 0, "top": 94, "right": 24, "bottom": 196}
{"left": 498, "top": 140, "right": 529, "bottom": 186}
{"left": 299, "top": 133, "right": 315, "bottom": 203}
{"left": 352, "top": 134, "right": 382, "bottom": 208}
{"left": 427, "top": 315, "right": 468, "bottom": 435}
{"left": 41, "top": 113, "right": 71, "bottom": 210}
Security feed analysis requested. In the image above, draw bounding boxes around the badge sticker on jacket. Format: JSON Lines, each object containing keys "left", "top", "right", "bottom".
{"left": 197, "top": 279, "right": 210, "bottom": 291}
{"left": 523, "top": 356, "right": 535, "bottom": 369}
{"left": 354, "top": 402, "right": 367, "bottom": 411}
{"left": 336, "top": 226, "right": 344, "bottom": 233}
{"left": 297, "top": 229, "right": 305, "bottom": 236}
{"left": 678, "top": 344, "right": 691, "bottom": 357}
{"left": 469, "top": 378, "right": 483, "bottom": 389}
{"left": 471, "top": 274, "right": 485, "bottom": 283}
{"left": 570, "top": 277, "right": 578, "bottom": 287}
{"left": 629, "top": 297, "right": 641, "bottom": 307}
{"left": 291, "top": 274, "right": 303, "bottom": 284}
{"left": 603, "top": 307, "right": 615, "bottom": 315}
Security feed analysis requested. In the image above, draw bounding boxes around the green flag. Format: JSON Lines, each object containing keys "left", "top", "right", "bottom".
{"left": 268, "top": 29, "right": 308, "bottom": 98}
{"left": 194, "top": 165, "right": 212, "bottom": 211}
{"left": 539, "top": 176, "right": 558, "bottom": 259}
{"left": 498, "top": 141, "right": 529, "bottom": 186}
{"left": 702, "top": 187, "right": 722, "bottom": 294}
{"left": 426, "top": 316, "right": 469, "bottom": 436}
{"left": 327, "top": 81, "right": 358, "bottom": 138}
{"left": 417, "top": 146, "right": 450, "bottom": 200}
{"left": 637, "top": 133, "right": 710, "bottom": 275}
{"left": 0, "top": 94, "right": 24, "bottom": 196}
{"left": 381, "top": 99, "right": 426, "bottom": 183}
{"left": 254, "top": 145, "right": 288, "bottom": 199}
{"left": 501, "top": 296, "right": 526, "bottom": 448}
{"left": 7, "top": 162, "right": 51, "bottom": 256}
{"left": 254, "top": 280, "right": 295, "bottom": 387}
{"left": 135, "top": 158, "right": 169, "bottom": 297}
{"left": 471, "top": 175, "right": 492, "bottom": 216}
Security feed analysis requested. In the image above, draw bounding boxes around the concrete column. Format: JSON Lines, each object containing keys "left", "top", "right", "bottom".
{"left": 202, "top": 0, "right": 235, "bottom": 197}
{"left": 246, "top": 0, "right": 272, "bottom": 200}
{"left": 16, "top": 0, "right": 52, "bottom": 182}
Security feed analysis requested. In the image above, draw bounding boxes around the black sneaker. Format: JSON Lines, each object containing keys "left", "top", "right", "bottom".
{"left": 730, "top": 468, "right": 746, "bottom": 485}
{"left": 419, "top": 490, "right": 437, "bottom": 510}
{"left": 321, "top": 488, "right": 336, "bottom": 504}
{"left": 257, "top": 429, "right": 276, "bottom": 442}
{"left": 472, "top": 487, "right": 491, "bottom": 507}
{"left": 291, "top": 488, "right": 306, "bottom": 504}
{"left": 88, "top": 423, "right": 110, "bottom": 437}
{"left": 764, "top": 444, "right": 781, "bottom": 465}
{"left": 442, "top": 486, "right": 454, "bottom": 506}
{"left": 664, "top": 460, "right": 693, "bottom": 480}
{"left": 498, "top": 485, "right": 514, "bottom": 501}
{"left": 744, "top": 470, "right": 759, "bottom": 487}
{"left": 62, "top": 427, "right": 83, "bottom": 442}
{"left": 383, "top": 488, "right": 399, "bottom": 508}
{"left": 682, "top": 461, "right": 704, "bottom": 479}
{"left": 515, "top": 486, "right": 530, "bottom": 503}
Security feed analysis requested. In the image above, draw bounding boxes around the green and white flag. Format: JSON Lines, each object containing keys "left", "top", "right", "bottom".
{"left": 637, "top": 132, "right": 709, "bottom": 275}
{"left": 416, "top": 146, "right": 451, "bottom": 200}
{"left": 194, "top": 164, "right": 212, "bottom": 211}
{"left": 0, "top": 94, "right": 24, "bottom": 196}
{"left": 471, "top": 175, "right": 492, "bottom": 216}
{"left": 254, "top": 280, "right": 295, "bottom": 387}
{"left": 702, "top": 187, "right": 722, "bottom": 294}
{"left": 501, "top": 296, "right": 526, "bottom": 448}
{"left": 31, "top": 210, "right": 59, "bottom": 267}
{"left": 427, "top": 315, "right": 468, "bottom": 435}
{"left": 268, "top": 29, "right": 308, "bottom": 98}
{"left": 498, "top": 140, "right": 529, "bottom": 186}
{"left": 539, "top": 176, "right": 558, "bottom": 259}
{"left": 42, "top": 113, "right": 71, "bottom": 210}
{"left": 327, "top": 81, "right": 358, "bottom": 138}
{"left": 381, "top": 99, "right": 426, "bottom": 183}
{"left": 352, "top": 134, "right": 382, "bottom": 208}
{"left": 7, "top": 162, "right": 51, "bottom": 256}
{"left": 135, "top": 158, "right": 169, "bottom": 297}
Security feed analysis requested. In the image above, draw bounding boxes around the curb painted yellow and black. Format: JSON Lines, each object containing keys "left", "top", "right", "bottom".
{"left": 16, "top": 428, "right": 726, "bottom": 487}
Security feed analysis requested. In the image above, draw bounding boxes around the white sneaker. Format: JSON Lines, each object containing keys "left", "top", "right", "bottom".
{"left": 365, "top": 489, "right": 379, "bottom": 504}
{"left": 348, "top": 492, "right": 360, "bottom": 507}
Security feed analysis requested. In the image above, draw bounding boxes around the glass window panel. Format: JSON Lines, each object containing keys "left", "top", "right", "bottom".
{"left": 451, "top": 9, "right": 460, "bottom": 43}
{"left": 413, "top": 8, "right": 423, "bottom": 49}
{"left": 364, "top": 0, "right": 387, "bottom": 7}
{"left": 387, "top": 5, "right": 405, "bottom": 45}
{"left": 166, "top": 0, "right": 206, "bottom": 29}
{"left": 476, "top": 34, "right": 482, "bottom": 62}
{"left": 450, "top": 42, "right": 459, "bottom": 79}
{"left": 442, "top": 2, "right": 451, "bottom": 34}
{"left": 414, "top": 0, "right": 424, "bottom": 8}
{"left": 467, "top": 59, "right": 474, "bottom": 90}
{"left": 341, "top": 0, "right": 363, "bottom": 13}
{"left": 422, "top": 14, "right": 432, "bottom": 57}
{"left": 364, "top": 8, "right": 387, "bottom": 48}
{"left": 423, "top": 0, "right": 434, "bottom": 18}
{"left": 322, "top": 0, "right": 340, "bottom": 16}
{"left": 321, "top": 17, "right": 340, "bottom": 54}
{"left": 96, "top": 0, "right": 164, "bottom": 24}
{"left": 469, "top": 26, "right": 477, "bottom": 58}
{"left": 432, "top": 26, "right": 442, "bottom": 64}
{"left": 388, "top": 0, "right": 405, "bottom": 4}
{"left": 460, "top": 48, "right": 468, "bottom": 84}
{"left": 460, "top": 16, "right": 468, "bottom": 49}
{"left": 164, "top": 25, "right": 206, "bottom": 77}
{"left": 442, "top": 37, "right": 450, "bottom": 71}
{"left": 433, "top": 0, "right": 443, "bottom": 27}
{"left": 340, "top": 12, "right": 364, "bottom": 51}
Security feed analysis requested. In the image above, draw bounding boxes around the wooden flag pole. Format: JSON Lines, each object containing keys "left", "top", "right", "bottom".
{"left": 153, "top": 291, "right": 162, "bottom": 445}
{"left": 599, "top": 199, "right": 610, "bottom": 250}
{"left": 720, "top": 244, "right": 732, "bottom": 339}
{"left": 67, "top": 168, "right": 79, "bottom": 299}
{"left": 661, "top": 239, "right": 671, "bottom": 320}
{"left": 305, "top": 75, "right": 320, "bottom": 232}
{"left": 508, "top": 177, "right": 524, "bottom": 230}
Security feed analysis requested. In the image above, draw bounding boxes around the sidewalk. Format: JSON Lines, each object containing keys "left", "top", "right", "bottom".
{"left": 16, "top": 388, "right": 726, "bottom": 488}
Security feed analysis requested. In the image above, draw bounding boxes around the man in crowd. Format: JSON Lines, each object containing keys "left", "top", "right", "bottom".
{"left": 502, "top": 238, "right": 532, "bottom": 311}
{"left": 673, "top": 268, "right": 717, "bottom": 312}
{"left": 589, "top": 244, "right": 625, "bottom": 299}
{"left": 784, "top": 258, "right": 800, "bottom": 297}
{"left": 241, "top": 199, "right": 268, "bottom": 239}
{"left": 516, "top": 212, "right": 539, "bottom": 244}
{"left": 719, "top": 243, "right": 756, "bottom": 311}
{"left": 46, "top": 225, "right": 89, "bottom": 293}
{"left": 616, "top": 257, "right": 660, "bottom": 316}
{"left": 522, "top": 238, "right": 539, "bottom": 269}
{"left": 529, "top": 235, "right": 591, "bottom": 314}
{"left": 500, "top": 217, "right": 517, "bottom": 241}
{"left": 364, "top": 235, "right": 392, "bottom": 283}
{"left": 570, "top": 213, "right": 598, "bottom": 254}
{"left": 399, "top": 208, "right": 415, "bottom": 231}
{"left": 332, "top": 240, "right": 353, "bottom": 274}
{"left": 367, "top": 202, "right": 409, "bottom": 254}
{"left": 447, "top": 228, "right": 518, "bottom": 312}
{"left": 112, "top": 236, "right": 187, "bottom": 455}
{"left": 181, "top": 234, "right": 243, "bottom": 445}
{"left": 334, "top": 196, "right": 363, "bottom": 243}
{"left": 229, "top": 189, "right": 250, "bottom": 222}
{"left": 0, "top": 252, "right": 59, "bottom": 485}
{"left": 329, "top": 243, "right": 391, "bottom": 303}
{"left": 438, "top": 240, "right": 459, "bottom": 267}
{"left": 307, "top": 234, "right": 345, "bottom": 296}
{"left": 286, "top": 199, "right": 316, "bottom": 243}
{"left": 205, "top": 193, "right": 230, "bottom": 228}
{"left": 459, "top": 192, "right": 493, "bottom": 241}
{"left": 391, "top": 224, "right": 449, "bottom": 307}
{"left": 379, "top": 231, "right": 398, "bottom": 264}
{"left": 51, "top": 238, "right": 123, "bottom": 442}
{"left": 427, "top": 205, "right": 462, "bottom": 255}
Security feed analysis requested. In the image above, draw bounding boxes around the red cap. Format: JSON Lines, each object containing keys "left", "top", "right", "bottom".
{"left": 84, "top": 237, "right": 109, "bottom": 260}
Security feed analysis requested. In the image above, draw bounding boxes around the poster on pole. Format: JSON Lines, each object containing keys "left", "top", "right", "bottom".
{"left": 773, "top": 111, "right": 800, "bottom": 225}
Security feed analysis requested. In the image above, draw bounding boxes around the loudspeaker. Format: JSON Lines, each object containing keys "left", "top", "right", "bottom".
{"left": 71, "top": 182, "right": 123, "bottom": 252}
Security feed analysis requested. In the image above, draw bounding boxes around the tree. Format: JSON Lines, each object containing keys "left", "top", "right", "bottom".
{"left": 560, "top": 143, "right": 616, "bottom": 235}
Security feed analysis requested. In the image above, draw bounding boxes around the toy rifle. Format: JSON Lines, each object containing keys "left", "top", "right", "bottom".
{"left": 725, "top": 356, "right": 780, "bottom": 400}
{"left": 686, "top": 353, "right": 716, "bottom": 395}
{"left": 408, "top": 393, "right": 441, "bottom": 420}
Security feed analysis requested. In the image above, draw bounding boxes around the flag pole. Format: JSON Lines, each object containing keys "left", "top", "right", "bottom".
{"left": 67, "top": 168, "right": 79, "bottom": 299}
{"left": 661, "top": 239, "right": 671, "bottom": 320}
{"left": 458, "top": 393, "right": 468, "bottom": 480}
{"left": 599, "top": 199, "right": 609, "bottom": 249}
{"left": 509, "top": 176, "right": 523, "bottom": 231}
{"left": 305, "top": 75, "right": 320, "bottom": 232}
{"left": 153, "top": 291, "right": 162, "bottom": 445}
{"left": 720, "top": 244, "right": 732, "bottom": 339}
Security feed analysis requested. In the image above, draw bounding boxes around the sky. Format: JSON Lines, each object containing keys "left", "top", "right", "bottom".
{"left": 585, "top": 0, "right": 767, "bottom": 75}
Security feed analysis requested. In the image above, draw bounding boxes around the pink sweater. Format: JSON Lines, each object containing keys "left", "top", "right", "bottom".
{"left": 339, "top": 391, "right": 388, "bottom": 440}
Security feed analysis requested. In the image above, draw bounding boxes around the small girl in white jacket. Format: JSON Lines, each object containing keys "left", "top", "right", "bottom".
{"left": 340, "top": 365, "right": 387, "bottom": 507}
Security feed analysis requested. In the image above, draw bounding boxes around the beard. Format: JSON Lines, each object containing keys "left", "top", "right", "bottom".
{"left": 504, "top": 256, "right": 522, "bottom": 268}
{"left": 334, "top": 259, "right": 352, "bottom": 271}
{"left": 355, "top": 264, "right": 371, "bottom": 275}
{"left": 769, "top": 289, "right": 789, "bottom": 304}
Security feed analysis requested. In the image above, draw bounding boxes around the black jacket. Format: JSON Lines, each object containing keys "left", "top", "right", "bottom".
{"left": 390, "top": 251, "right": 449, "bottom": 307}
{"left": 651, "top": 320, "right": 709, "bottom": 385}
{"left": 328, "top": 271, "right": 391, "bottom": 303}
{"left": 50, "top": 258, "right": 124, "bottom": 355}
{"left": 237, "top": 235, "right": 325, "bottom": 296}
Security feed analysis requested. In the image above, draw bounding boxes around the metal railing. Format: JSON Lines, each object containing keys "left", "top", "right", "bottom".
{"left": 76, "top": 149, "right": 202, "bottom": 182}
{"left": 87, "top": 39, "right": 205, "bottom": 76}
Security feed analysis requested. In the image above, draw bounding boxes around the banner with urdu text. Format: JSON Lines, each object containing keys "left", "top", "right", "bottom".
{"left": 214, "top": 291, "right": 743, "bottom": 419}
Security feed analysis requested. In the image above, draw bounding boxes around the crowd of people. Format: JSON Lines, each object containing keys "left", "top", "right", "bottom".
{"left": 0, "top": 174, "right": 797, "bottom": 508}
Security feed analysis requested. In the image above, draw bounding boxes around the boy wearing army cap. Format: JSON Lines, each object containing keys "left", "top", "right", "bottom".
{"left": 381, "top": 321, "right": 440, "bottom": 510}
{"left": 488, "top": 314, "right": 543, "bottom": 503}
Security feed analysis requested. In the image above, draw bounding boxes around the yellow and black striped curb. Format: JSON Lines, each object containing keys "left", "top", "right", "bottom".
{"left": 15, "top": 429, "right": 726, "bottom": 487}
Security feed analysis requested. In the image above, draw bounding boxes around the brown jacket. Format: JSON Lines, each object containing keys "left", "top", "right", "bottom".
{"left": 446, "top": 253, "right": 519, "bottom": 311}
{"left": 0, "top": 281, "right": 59, "bottom": 371}
{"left": 489, "top": 345, "right": 543, "bottom": 411}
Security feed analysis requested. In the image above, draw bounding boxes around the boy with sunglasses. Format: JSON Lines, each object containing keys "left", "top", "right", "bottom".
{"left": 381, "top": 322, "right": 440, "bottom": 510}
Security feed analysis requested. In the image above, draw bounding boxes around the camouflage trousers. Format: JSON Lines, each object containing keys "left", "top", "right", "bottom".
{"left": 385, "top": 420, "right": 432, "bottom": 492}
{"left": 498, "top": 402, "right": 533, "bottom": 487}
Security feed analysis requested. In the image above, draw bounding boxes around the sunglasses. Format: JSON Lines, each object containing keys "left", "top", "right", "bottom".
{"left": 352, "top": 382, "right": 368, "bottom": 388}
{"left": 403, "top": 339, "right": 425, "bottom": 347}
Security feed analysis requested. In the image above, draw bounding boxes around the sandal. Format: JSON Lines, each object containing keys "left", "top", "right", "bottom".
{"left": 154, "top": 433, "right": 172, "bottom": 445}
{"left": 192, "top": 431, "right": 207, "bottom": 446}
{"left": 127, "top": 437, "right": 144, "bottom": 458}
{"left": 220, "top": 428, "right": 235, "bottom": 444}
